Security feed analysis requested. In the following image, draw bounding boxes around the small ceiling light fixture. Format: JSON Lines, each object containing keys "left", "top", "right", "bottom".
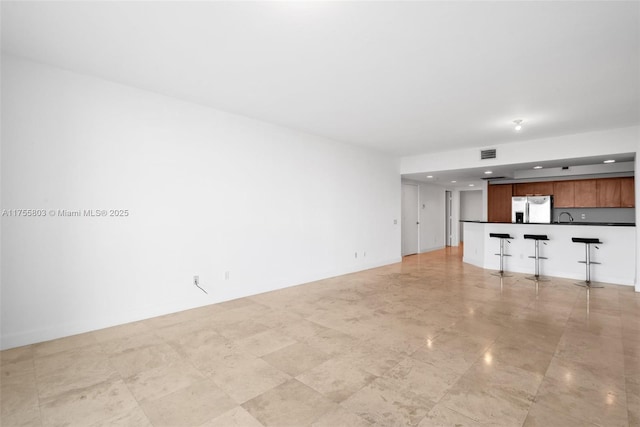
{"left": 484, "top": 171, "right": 493, "bottom": 175}
{"left": 469, "top": 184, "right": 475, "bottom": 187}
{"left": 603, "top": 159, "right": 616, "bottom": 164}
{"left": 533, "top": 165, "right": 543, "bottom": 169}
{"left": 426, "top": 175, "right": 434, "bottom": 178}
{"left": 513, "top": 119, "right": 524, "bottom": 132}
{"left": 451, "top": 180, "right": 457, "bottom": 183}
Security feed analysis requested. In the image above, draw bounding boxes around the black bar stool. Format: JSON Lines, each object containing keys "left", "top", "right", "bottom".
{"left": 490, "top": 233, "right": 514, "bottom": 277}
{"left": 572, "top": 237, "right": 603, "bottom": 288}
{"left": 524, "top": 234, "right": 550, "bottom": 282}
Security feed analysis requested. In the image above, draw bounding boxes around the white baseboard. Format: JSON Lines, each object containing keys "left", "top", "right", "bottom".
{"left": 0, "top": 257, "right": 403, "bottom": 350}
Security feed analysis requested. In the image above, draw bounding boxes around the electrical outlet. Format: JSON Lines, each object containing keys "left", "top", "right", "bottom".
{"left": 193, "top": 275, "right": 207, "bottom": 294}
{"left": 355, "top": 252, "right": 358, "bottom": 258}
{"left": 394, "top": 219, "right": 397, "bottom": 225}
{"left": 581, "top": 213, "right": 586, "bottom": 220}
{"left": 364, "top": 251, "right": 366, "bottom": 257}
{"left": 225, "top": 271, "right": 230, "bottom": 280}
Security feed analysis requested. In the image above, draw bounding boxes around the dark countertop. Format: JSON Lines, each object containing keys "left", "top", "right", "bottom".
{"left": 460, "top": 220, "right": 636, "bottom": 227}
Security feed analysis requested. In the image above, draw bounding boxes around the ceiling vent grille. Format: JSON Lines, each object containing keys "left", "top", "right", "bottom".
{"left": 481, "top": 149, "right": 496, "bottom": 160}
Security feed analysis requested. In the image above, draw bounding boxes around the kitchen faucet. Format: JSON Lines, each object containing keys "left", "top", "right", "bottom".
{"left": 557, "top": 211, "right": 574, "bottom": 223}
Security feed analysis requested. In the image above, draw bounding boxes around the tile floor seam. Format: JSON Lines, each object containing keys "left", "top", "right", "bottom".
{"left": 439, "top": 399, "right": 484, "bottom": 424}
{"left": 107, "top": 332, "right": 209, "bottom": 426}
{"left": 418, "top": 335, "right": 498, "bottom": 425}
{"left": 27, "top": 353, "right": 46, "bottom": 427}
{"left": 523, "top": 353, "right": 559, "bottom": 425}
{"left": 120, "top": 377, "right": 156, "bottom": 427}
{"left": 137, "top": 398, "right": 160, "bottom": 427}
{"left": 533, "top": 355, "right": 629, "bottom": 427}
{"left": 622, "top": 355, "right": 638, "bottom": 426}
{"left": 122, "top": 378, "right": 147, "bottom": 405}
{"left": 333, "top": 366, "right": 380, "bottom": 404}
{"left": 525, "top": 398, "right": 601, "bottom": 427}
{"left": 425, "top": 403, "right": 481, "bottom": 426}
{"left": 522, "top": 282, "right": 586, "bottom": 425}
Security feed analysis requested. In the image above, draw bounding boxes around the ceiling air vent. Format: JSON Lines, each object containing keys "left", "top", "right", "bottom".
{"left": 481, "top": 149, "right": 496, "bottom": 160}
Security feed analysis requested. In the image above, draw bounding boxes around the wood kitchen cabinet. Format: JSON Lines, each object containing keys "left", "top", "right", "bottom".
{"left": 620, "top": 177, "right": 635, "bottom": 207}
{"left": 553, "top": 181, "right": 575, "bottom": 208}
{"left": 487, "top": 176, "right": 634, "bottom": 219}
{"left": 512, "top": 183, "right": 529, "bottom": 196}
{"left": 513, "top": 182, "right": 554, "bottom": 196}
{"left": 597, "top": 178, "right": 622, "bottom": 207}
{"left": 574, "top": 179, "right": 597, "bottom": 207}
{"left": 488, "top": 184, "right": 513, "bottom": 222}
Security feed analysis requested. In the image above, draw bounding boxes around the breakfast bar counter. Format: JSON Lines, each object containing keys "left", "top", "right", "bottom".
{"left": 462, "top": 221, "right": 635, "bottom": 286}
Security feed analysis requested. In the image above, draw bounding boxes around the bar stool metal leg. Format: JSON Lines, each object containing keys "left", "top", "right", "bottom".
{"left": 526, "top": 239, "right": 550, "bottom": 282}
{"left": 490, "top": 235, "right": 512, "bottom": 278}
{"left": 524, "top": 234, "right": 550, "bottom": 283}
{"left": 573, "top": 238, "right": 603, "bottom": 288}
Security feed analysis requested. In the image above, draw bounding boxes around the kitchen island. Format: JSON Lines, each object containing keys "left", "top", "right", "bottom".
{"left": 462, "top": 221, "right": 635, "bottom": 286}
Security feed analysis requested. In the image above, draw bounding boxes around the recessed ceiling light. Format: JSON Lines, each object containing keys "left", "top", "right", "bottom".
{"left": 426, "top": 175, "right": 433, "bottom": 178}
{"left": 603, "top": 159, "right": 615, "bottom": 164}
{"left": 469, "top": 184, "right": 475, "bottom": 187}
{"left": 533, "top": 166, "right": 543, "bottom": 170}
{"left": 451, "top": 180, "right": 457, "bottom": 183}
{"left": 484, "top": 171, "right": 493, "bottom": 175}
{"left": 513, "top": 119, "right": 524, "bottom": 132}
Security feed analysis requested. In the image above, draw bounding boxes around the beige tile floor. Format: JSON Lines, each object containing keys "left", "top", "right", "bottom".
{"left": 1, "top": 247, "right": 639, "bottom": 426}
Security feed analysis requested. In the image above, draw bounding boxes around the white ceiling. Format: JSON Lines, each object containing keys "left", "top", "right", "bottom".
{"left": 1, "top": 1, "right": 639, "bottom": 157}
{"left": 403, "top": 154, "right": 636, "bottom": 189}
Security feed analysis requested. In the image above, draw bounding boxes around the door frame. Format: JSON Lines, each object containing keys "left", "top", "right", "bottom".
{"left": 445, "top": 190, "right": 453, "bottom": 247}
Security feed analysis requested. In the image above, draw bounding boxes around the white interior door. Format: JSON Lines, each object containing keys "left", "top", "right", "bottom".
{"left": 402, "top": 184, "right": 419, "bottom": 255}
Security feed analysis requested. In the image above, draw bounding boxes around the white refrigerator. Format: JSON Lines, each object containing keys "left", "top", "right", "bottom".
{"left": 512, "top": 196, "right": 553, "bottom": 223}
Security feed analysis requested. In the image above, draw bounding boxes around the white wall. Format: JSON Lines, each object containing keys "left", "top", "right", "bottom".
{"left": 481, "top": 181, "right": 489, "bottom": 222}
{"left": 0, "top": 56, "right": 402, "bottom": 349}
{"left": 459, "top": 190, "right": 483, "bottom": 242}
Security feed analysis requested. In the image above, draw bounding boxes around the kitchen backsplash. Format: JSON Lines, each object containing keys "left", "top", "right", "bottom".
{"left": 551, "top": 208, "right": 635, "bottom": 223}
